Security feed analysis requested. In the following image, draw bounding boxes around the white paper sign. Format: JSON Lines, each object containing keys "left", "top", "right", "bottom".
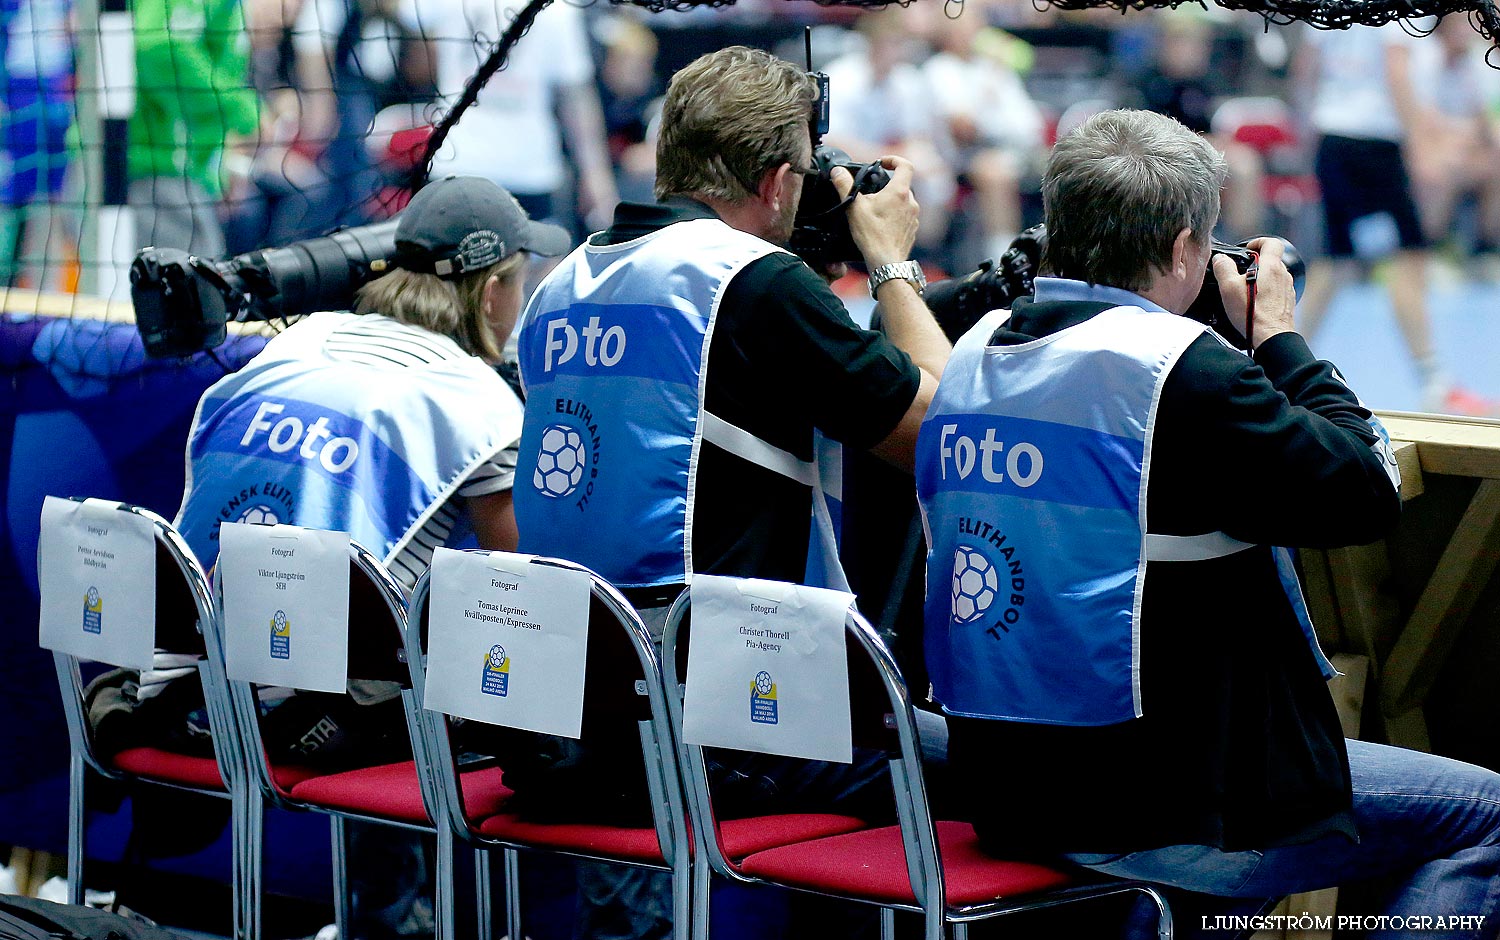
{"left": 423, "top": 548, "right": 592, "bottom": 739}
{"left": 220, "top": 522, "right": 350, "bottom": 693}
{"left": 681, "top": 575, "right": 854, "bottom": 763}
{"left": 38, "top": 496, "right": 157, "bottom": 670}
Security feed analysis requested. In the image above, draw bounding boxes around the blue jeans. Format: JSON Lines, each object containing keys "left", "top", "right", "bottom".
{"left": 1066, "top": 740, "right": 1500, "bottom": 939}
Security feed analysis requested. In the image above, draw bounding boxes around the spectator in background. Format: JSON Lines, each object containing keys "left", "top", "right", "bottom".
{"left": 1294, "top": 23, "right": 1496, "bottom": 416}
{"left": 825, "top": 8, "right": 956, "bottom": 256}
{"left": 1, "top": 0, "right": 73, "bottom": 288}
{"left": 924, "top": 1, "right": 1045, "bottom": 265}
{"left": 228, "top": 0, "right": 433, "bottom": 251}
{"left": 595, "top": 12, "right": 662, "bottom": 204}
{"left": 1408, "top": 14, "right": 1500, "bottom": 264}
{"left": 128, "top": 0, "right": 260, "bottom": 256}
{"left": 406, "top": 0, "right": 618, "bottom": 236}
{"left": 1131, "top": 12, "right": 1265, "bottom": 239}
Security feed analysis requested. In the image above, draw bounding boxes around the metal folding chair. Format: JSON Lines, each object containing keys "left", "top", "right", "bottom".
{"left": 405, "top": 553, "right": 693, "bottom": 940}
{"left": 45, "top": 498, "right": 257, "bottom": 940}
{"left": 211, "top": 537, "right": 504, "bottom": 940}
{"left": 661, "top": 584, "right": 1175, "bottom": 940}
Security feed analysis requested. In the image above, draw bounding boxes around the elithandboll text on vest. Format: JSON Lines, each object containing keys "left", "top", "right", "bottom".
{"left": 242, "top": 401, "right": 359, "bottom": 473}
{"left": 544, "top": 316, "right": 627, "bottom": 372}
{"left": 937, "top": 423, "right": 1044, "bottom": 486}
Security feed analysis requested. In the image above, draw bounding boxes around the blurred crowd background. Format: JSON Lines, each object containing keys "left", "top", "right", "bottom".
{"left": 3, "top": 0, "right": 1499, "bottom": 412}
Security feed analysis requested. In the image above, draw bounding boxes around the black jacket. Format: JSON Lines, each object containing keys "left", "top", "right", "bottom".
{"left": 951, "top": 296, "right": 1401, "bottom": 855}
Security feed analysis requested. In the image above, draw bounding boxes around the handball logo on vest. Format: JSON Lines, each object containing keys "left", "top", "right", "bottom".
{"left": 952, "top": 546, "right": 999, "bottom": 624}
{"left": 242, "top": 402, "right": 359, "bottom": 474}
{"left": 534, "top": 423, "right": 587, "bottom": 498}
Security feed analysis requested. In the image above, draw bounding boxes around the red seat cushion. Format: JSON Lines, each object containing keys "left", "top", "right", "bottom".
{"left": 738, "top": 821, "right": 1077, "bottom": 906}
{"left": 270, "top": 763, "right": 324, "bottom": 792}
{"left": 290, "top": 761, "right": 512, "bottom": 825}
{"left": 111, "top": 747, "right": 227, "bottom": 790}
{"left": 476, "top": 815, "right": 666, "bottom": 863}
{"left": 718, "top": 814, "right": 869, "bottom": 860}
{"left": 471, "top": 811, "right": 867, "bottom": 865}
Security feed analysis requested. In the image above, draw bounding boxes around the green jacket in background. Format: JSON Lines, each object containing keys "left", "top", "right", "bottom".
{"left": 127, "top": 0, "right": 259, "bottom": 197}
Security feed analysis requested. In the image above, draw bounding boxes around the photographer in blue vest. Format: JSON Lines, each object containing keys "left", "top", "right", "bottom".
{"left": 100, "top": 176, "right": 570, "bottom": 939}
{"left": 916, "top": 109, "right": 1500, "bottom": 938}
{"left": 177, "top": 174, "right": 570, "bottom": 580}
{"left": 506, "top": 46, "right": 952, "bottom": 940}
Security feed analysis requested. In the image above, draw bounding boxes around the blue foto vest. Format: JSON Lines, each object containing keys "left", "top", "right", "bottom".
{"left": 916, "top": 305, "right": 1334, "bottom": 726}
{"left": 175, "top": 312, "right": 523, "bottom": 569}
{"left": 515, "top": 218, "right": 848, "bottom": 590}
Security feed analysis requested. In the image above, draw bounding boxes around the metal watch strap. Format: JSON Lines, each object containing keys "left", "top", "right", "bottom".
{"left": 868, "top": 260, "right": 926, "bottom": 297}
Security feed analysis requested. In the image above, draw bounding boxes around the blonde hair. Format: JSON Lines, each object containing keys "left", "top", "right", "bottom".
{"left": 352, "top": 251, "right": 526, "bottom": 361}
{"left": 654, "top": 46, "right": 816, "bottom": 202}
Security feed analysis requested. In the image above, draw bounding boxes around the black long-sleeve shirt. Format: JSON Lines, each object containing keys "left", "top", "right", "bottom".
{"left": 951, "top": 296, "right": 1401, "bottom": 855}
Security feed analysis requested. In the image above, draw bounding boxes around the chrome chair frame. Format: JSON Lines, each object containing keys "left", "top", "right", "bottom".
{"left": 661, "top": 587, "right": 1174, "bottom": 940}
{"left": 210, "top": 538, "right": 463, "bottom": 940}
{"left": 48, "top": 499, "right": 256, "bottom": 940}
{"left": 405, "top": 554, "right": 694, "bottom": 940}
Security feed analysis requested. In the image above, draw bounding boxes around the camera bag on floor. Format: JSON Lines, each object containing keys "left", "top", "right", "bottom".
{"left": 0, "top": 896, "right": 184, "bottom": 940}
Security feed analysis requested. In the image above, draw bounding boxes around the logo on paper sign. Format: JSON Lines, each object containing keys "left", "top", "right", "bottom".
{"left": 533, "top": 423, "right": 587, "bottom": 499}
{"left": 750, "top": 670, "right": 778, "bottom": 724}
{"left": 481, "top": 644, "right": 510, "bottom": 697}
{"left": 270, "top": 609, "right": 291, "bottom": 659}
{"left": 83, "top": 587, "right": 103, "bottom": 634}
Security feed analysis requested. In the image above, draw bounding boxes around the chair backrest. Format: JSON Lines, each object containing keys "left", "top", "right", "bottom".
{"left": 1211, "top": 96, "right": 1300, "bottom": 153}
{"left": 405, "top": 553, "right": 689, "bottom": 868}
{"left": 47, "top": 499, "right": 243, "bottom": 795}
{"left": 661, "top": 585, "right": 946, "bottom": 932}
{"left": 212, "top": 537, "right": 424, "bottom": 809}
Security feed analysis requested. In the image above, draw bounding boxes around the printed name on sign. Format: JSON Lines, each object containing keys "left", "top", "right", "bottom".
{"left": 423, "top": 549, "right": 591, "bottom": 739}
{"left": 38, "top": 497, "right": 157, "bottom": 670}
{"left": 220, "top": 523, "right": 350, "bottom": 694}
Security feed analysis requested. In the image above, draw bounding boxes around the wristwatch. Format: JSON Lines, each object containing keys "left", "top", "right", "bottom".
{"left": 867, "top": 260, "right": 926, "bottom": 297}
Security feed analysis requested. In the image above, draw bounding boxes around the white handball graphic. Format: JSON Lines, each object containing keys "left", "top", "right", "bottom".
{"left": 237, "top": 504, "right": 280, "bottom": 526}
{"left": 85, "top": 587, "right": 101, "bottom": 608}
{"left": 533, "top": 423, "right": 587, "bottom": 498}
{"left": 272, "top": 609, "right": 289, "bottom": 634}
{"left": 754, "top": 670, "right": 774, "bottom": 696}
{"left": 487, "top": 644, "right": 507, "bottom": 670}
{"left": 951, "top": 546, "right": 1000, "bottom": 624}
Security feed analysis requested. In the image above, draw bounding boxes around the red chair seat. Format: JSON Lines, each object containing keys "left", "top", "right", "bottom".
{"left": 719, "top": 814, "right": 869, "bottom": 860}
{"left": 290, "top": 761, "right": 512, "bottom": 825}
{"left": 476, "top": 815, "right": 666, "bottom": 863}
{"left": 473, "top": 811, "right": 868, "bottom": 865}
{"left": 111, "top": 747, "right": 227, "bottom": 790}
{"left": 737, "top": 821, "right": 1077, "bottom": 906}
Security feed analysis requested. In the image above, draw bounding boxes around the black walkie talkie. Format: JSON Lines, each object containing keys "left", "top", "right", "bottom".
{"left": 808, "top": 27, "right": 830, "bottom": 142}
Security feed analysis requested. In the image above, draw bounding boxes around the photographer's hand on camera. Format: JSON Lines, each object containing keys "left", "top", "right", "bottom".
{"left": 831, "top": 156, "right": 920, "bottom": 274}
{"left": 1213, "top": 236, "right": 1297, "bottom": 350}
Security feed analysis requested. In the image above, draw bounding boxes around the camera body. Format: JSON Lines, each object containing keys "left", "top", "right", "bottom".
{"left": 923, "top": 226, "right": 1304, "bottom": 349}
{"left": 131, "top": 220, "right": 398, "bottom": 359}
{"left": 788, "top": 144, "right": 891, "bottom": 265}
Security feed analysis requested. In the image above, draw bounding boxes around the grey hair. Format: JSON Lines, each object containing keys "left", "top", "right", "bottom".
{"left": 1041, "top": 109, "right": 1228, "bottom": 292}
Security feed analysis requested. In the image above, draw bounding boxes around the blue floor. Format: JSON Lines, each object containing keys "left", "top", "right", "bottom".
{"left": 1309, "top": 276, "right": 1500, "bottom": 412}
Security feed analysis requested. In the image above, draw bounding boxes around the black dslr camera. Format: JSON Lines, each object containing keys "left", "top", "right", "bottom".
{"left": 131, "top": 221, "right": 398, "bottom": 359}
{"left": 923, "top": 226, "right": 1304, "bottom": 349}
{"left": 788, "top": 30, "right": 891, "bottom": 266}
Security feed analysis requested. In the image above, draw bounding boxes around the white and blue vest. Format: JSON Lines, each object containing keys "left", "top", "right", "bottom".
{"left": 176, "top": 312, "right": 523, "bottom": 569}
{"left": 916, "top": 299, "right": 1335, "bottom": 726}
{"left": 514, "top": 218, "right": 848, "bottom": 591}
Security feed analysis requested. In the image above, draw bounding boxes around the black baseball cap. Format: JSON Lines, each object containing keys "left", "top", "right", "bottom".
{"left": 394, "top": 176, "right": 572, "bottom": 277}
